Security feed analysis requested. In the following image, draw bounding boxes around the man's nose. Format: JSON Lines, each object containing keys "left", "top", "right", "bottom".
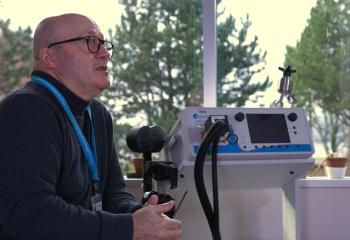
{"left": 98, "top": 45, "right": 111, "bottom": 59}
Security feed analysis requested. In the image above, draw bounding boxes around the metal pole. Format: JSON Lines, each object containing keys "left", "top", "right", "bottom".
{"left": 203, "top": 0, "right": 217, "bottom": 107}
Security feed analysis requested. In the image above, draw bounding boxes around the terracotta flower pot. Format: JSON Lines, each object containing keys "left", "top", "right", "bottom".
{"left": 133, "top": 158, "right": 144, "bottom": 176}
{"left": 325, "top": 156, "right": 347, "bottom": 168}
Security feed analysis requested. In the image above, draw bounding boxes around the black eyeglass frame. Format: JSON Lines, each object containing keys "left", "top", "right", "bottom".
{"left": 47, "top": 36, "right": 114, "bottom": 55}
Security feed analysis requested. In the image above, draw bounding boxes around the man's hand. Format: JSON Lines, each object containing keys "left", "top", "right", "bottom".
{"left": 145, "top": 193, "right": 158, "bottom": 206}
{"left": 132, "top": 200, "right": 182, "bottom": 240}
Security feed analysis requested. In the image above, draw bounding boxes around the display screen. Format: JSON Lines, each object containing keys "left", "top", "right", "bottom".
{"left": 246, "top": 114, "right": 290, "bottom": 143}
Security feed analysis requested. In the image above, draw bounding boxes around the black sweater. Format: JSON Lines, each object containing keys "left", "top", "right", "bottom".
{"left": 0, "top": 71, "right": 142, "bottom": 240}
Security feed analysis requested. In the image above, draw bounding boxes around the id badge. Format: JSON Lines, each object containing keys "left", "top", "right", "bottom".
{"left": 91, "top": 193, "right": 103, "bottom": 212}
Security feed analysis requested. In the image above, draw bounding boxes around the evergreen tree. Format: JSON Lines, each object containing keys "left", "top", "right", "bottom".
{"left": 284, "top": 0, "right": 350, "bottom": 153}
{"left": 102, "top": 0, "right": 270, "bottom": 159}
{"left": 0, "top": 19, "right": 33, "bottom": 97}
{"left": 217, "top": 14, "right": 270, "bottom": 106}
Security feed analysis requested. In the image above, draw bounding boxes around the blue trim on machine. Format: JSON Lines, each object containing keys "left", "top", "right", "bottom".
{"left": 193, "top": 144, "right": 313, "bottom": 154}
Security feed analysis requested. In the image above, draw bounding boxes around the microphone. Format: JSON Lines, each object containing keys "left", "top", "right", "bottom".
{"left": 126, "top": 125, "right": 167, "bottom": 192}
{"left": 126, "top": 125, "right": 177, "bottom": 218}
{"left": 126, "top": 125, "right": 166, "bottom": 153}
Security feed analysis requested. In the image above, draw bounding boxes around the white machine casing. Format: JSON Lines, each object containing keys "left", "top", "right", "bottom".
{"left": 163, "top": 107, "right": 315, "bottom": 190}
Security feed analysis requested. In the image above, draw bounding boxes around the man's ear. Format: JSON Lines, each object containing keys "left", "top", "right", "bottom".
{"left": 39, "top": 48, "right": 56, "bottom": 68}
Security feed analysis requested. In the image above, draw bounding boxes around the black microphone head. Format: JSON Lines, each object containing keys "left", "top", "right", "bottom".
{"left": 149, "top": 126, "right": 167, "bottom": 152}
{"left": 126, "top": 125, "right": 167, "bottom": 153}
{"left": 126, "top": 126, "right": 153, "bottom": 153}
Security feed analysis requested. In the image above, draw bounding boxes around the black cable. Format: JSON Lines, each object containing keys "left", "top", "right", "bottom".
{"left": 212, "top": 138, "right": 220, "bottom": 239}
{"left": 194, "top": 120, "right": 227, "bottom": 240}
{"left": 174, "top": 191, "right": 188, "bottom": 217}
{"left": 194, "top": 137, "right": 214, "bottom": 237}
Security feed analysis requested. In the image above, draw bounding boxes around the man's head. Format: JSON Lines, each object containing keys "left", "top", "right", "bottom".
{"left": 33, "top": 13, "right": 113, "bottom": 100}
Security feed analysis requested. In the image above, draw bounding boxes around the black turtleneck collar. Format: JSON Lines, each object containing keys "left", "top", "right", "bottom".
{"left": 31, "top": 70, "right": 90, "bottom": 113}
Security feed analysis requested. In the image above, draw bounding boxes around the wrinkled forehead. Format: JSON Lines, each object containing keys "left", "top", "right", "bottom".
{"left": 55, "top": 14, "right": 104, "bottom": 40}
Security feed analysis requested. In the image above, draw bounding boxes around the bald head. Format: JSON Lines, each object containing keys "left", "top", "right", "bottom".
{"left": 33, "top": 13, "right": 98, "bottom": 63}
{"left": 31, "top": 13, "right": 110, "bottom": 100}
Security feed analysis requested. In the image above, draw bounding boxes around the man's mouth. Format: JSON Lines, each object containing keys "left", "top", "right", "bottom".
{"left": 96, "top": 66, "right": 107, "bottom": 71}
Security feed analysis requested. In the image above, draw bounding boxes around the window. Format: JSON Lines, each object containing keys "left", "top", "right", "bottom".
{"left": 218, "top": 0, "right": 350, "bottom": 176}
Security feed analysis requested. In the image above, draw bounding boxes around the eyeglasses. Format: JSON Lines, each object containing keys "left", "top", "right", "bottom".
{"left": 48, "top": 36, "right": 114, "bottom": 56}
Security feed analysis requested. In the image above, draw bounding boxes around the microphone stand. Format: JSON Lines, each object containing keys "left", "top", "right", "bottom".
{"left": 143, "top": 152, "right": 153, "bottom": 192}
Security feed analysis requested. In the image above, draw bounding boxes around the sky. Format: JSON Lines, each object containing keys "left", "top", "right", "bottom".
{"left": 0, "top": 0, "right": 123, "bottom": 36}
{"left": 0, "top": 0, "right": 326, "bottom": 156}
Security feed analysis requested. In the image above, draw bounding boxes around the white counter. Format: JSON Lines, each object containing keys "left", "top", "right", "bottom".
{"left": 297, "top": 177, "right": 350, "bottom": 240}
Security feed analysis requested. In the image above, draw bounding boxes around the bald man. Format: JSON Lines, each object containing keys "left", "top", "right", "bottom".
{"left": 0, "top": 13, "right": 181, "bottom": 240}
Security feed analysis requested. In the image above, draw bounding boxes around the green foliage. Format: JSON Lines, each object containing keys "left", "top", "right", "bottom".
{"left": 105, "top": 0, "right": 203, "bottom": 132}
{"left": 217, "top": 14, "right": 271, "bottom": 107}
{"left": 0, "top": 19, "right": 33, "bottom": 95}
{"left": 284, "top": 0, "right": 350, "bottom": 153}
{"left": 102, "top": 0, "right": 270, "bottom": 160}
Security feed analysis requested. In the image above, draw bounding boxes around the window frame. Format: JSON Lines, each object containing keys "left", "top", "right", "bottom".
{"left": 203, "top": 0, "right": 217, "bottom": 107}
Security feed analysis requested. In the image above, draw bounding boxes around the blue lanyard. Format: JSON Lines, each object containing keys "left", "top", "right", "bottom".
{"left": 31, "top": 75, "right": 99, "bottom": 183}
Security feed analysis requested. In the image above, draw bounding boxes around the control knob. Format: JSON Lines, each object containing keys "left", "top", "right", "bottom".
{"left": 234, "top": 112, "right": 245, "bottom": 122}
{"left": 287, "top": 112, "right": 297, "bottom": 122}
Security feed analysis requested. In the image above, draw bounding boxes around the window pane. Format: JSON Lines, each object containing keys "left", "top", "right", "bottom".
{"left": 218, "top": 0, "right": 350, "bottom": 176}
{"left": 103, "top": 0, "right": 203, "bottom": 160}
